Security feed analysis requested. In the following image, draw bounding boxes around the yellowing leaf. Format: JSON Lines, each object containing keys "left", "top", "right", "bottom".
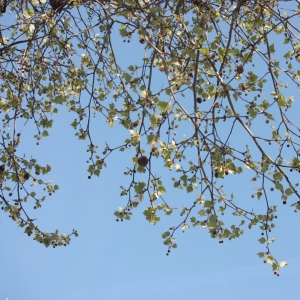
{"left": 29, "top": 24, "right": 35, "bottom": 32}
{"left": 279, "top": 261, "right": 288, "bottom": 267}
{"left": 23, "top": 8, "right": 35, "bottom": 18}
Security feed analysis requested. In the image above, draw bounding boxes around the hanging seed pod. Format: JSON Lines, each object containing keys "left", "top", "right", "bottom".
{"left": 237, "top": 65, "right": 244, "bottom": 74}
{"left": 138, "top": 156, "right": 148, "bottom": 167}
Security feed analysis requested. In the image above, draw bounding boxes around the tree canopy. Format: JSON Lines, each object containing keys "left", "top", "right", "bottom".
{"left": 1, "top": 0, "right": 300, "bottom": 275}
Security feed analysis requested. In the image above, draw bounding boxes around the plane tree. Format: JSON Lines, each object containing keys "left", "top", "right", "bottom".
{"left": 0, "top": 0, "right": 300, "bottom": 274}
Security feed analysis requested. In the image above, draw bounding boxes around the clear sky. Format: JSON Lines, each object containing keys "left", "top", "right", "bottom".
{"left": 1, "top": 1, "right": 300, "bottom": 300}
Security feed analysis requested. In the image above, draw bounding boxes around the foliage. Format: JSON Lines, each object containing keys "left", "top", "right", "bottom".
{"left": 0, "top": 0, "right": 300, "bottom": 274}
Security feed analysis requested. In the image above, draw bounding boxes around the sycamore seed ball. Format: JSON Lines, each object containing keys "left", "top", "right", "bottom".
{"left": 138, "top": 156, "right": 148, "bottom": 167}
{"left": 131, "top": 120, "right": 139, "bottom": 128}
{"left": 237, "top": 65, "right": 244, "bottom": 74}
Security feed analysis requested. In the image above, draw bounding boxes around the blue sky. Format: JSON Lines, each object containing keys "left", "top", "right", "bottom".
{"left": 2, "top": 97, "right": 300, "bottom": 299}
{"left": 2, "top": 1, "right": 300, "bottom": 300}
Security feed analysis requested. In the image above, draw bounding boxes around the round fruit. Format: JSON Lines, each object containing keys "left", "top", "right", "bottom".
{"left": 237, "top": 65, "right": 244, "bottom": 74}
{"left": 131, "top": 120, "right": 139, "bottom": 128}
{"left": 138, "top": 155, "right": 148, "bottom": 167}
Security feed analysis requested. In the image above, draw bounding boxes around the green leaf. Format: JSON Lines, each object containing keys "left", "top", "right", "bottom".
{"left": 275, "top": 182, "right": 284, "bottom": 192}
{"left": 186, "top": 185, "right": 193, "bottom": 193}
{"left": 190, "top": 217, "right": 196, "bottom": 223}
{"left": 218, "top": 47, "right": 226, "bottom": 56}
{"left": 158, "top": 101, "right": 171, "bottom": 112}
{"left": 200, "top": 47, "right": 208, "bottom": 55}
{"left": 256, "top": 19, "right": 264, "bottom": 26}
{"left": 248, "top": 108, "right": 257, "bottom": 118}
{"left": 157, "top": 185, "right": 166, "bottom": 195}
{"left": 241, "top": 52, "right": 251, "bottom": 63}
{"left": 208, "top": 215, "right": 217, "bottom": 229}
{"left": 162, "top": 231, "right": 170, "bottom": 238}
{"left": 269, "top": 44, "right": 275, "bottom": 53}
{"left": 43, "top": 238, "right": 50, "bottom": 248}
{"left": 231, "top": 48, "right": 240, "bottom": 56}
{"left": 164, "top": 238, "right": 171, "bottom": 245}
{"left": 285, "top": 188, "right": 293, "bottom": 196}
{"left": 204, "top": 201, "right": 211, "bottom": 208}
{"left": 174, "top": 181, "right": 180, "bottom": 188}
{"left": 223, "top": 229, "right": 230, "bottom": 238}
{"left": 50, "top": 233, "right": 58, "bottom": 241}
{"left": 42, "top": 130, "right": 49, "bottom": 137}
{"left": 198, "top": 209, "right": 205, "bottom": 216}
{"left": 186, "top": 49, "right": 196, "bottom": 59}
{"left": 46, "top": 120, "right": 53, "bottom": 129}
{"left": 143, "top": 207, "right": 160, "bottom": 225}
{"left": 147, "top": 134, "right": 157, "bottom": 145}
{"left": 157, "top": 203, "right": 166, "bottom": 210}
{"left": 134, "top": 182, "right": 146, "bottom": 194}
{"left": 137, "top": 166, "right": 146, "bottom": 173}
{"left": 54, "top": 95, "right": 66, "bottom": 104}
{"left": 124, "top": 73, "right": 132, "bottom": 82}
{"left": 249, "top": 73, "right": 258, "bottom": 82}
{"left": 258, "top": 237, "right": 266, "bottom": 244}
{"left": 272, "top": 263, "right": 279, "bottom": 271}
{"left": 257, "top": 252, "right": 265, "bottom": 258}
{"left": 277, "top": 95, "right": 286, "bottom": 107}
